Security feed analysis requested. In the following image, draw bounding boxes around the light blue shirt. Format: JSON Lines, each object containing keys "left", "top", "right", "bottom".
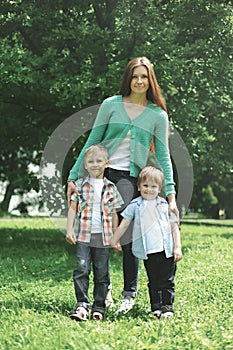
{"left": 121, "top": 196, "right": 177, "bottom": 260}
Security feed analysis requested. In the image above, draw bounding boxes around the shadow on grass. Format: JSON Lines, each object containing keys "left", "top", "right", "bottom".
{"left": 0, "top": 227, "right": 78, "bottom": 286}
{"left": 105, "top": 304, "right": 152, "bottom": 323}
{"left": 0, "top": 225, "right": 125, "bottom": 322}
{"left": 220, "top": 233, "right": 233, "bottom": 239}
{"left": 0, "top": 299, "right": 72, "bottom": 317}
{"left": 1, "top": 295, "right": 150, "bottom": 323}
{"left": 0, "top": 227, "right": 65, "bottom": 245}
{"left": 181, "top": 220, "right": 233, "bottom": 228}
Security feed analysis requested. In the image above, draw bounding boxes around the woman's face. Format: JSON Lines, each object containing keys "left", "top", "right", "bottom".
{"left": 130, "top": 65, "right": 149, "bottom": 95}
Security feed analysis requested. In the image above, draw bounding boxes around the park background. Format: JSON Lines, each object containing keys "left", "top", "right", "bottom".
{"left": 0, "top": 0, "right": 232, "bottom": 219}
{"left": 0, "top": 1, "right": 232, "bottom": 350}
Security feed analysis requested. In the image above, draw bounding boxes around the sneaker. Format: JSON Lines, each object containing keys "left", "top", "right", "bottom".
{"left": 153, "top": 310, "right": 162, "bottom": 319}
{"left": 69, "top": 306, "right": 90, "bottom": 321}
{"left": 105, "top": 284, "right": 114, "bottom": 308}
{"left": 161, "top": 305, "right": 174, "bottom": 319}
{"left": 161, "top": 311, "right": 174, "bottom": 318}
{"left": 92, "top": 311, "right": 103, "bottom": 321}
{"left": 114, "top": 296, "right": 134, "bottom": 316}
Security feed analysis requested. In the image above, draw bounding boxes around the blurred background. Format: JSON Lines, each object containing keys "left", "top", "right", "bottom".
{"left": 0, "top": 0, "right": 232, "bottom": 219}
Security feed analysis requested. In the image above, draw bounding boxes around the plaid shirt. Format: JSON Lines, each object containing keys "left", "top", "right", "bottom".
{"left": 71, "top": 176, "right": 124, "bottom": 246}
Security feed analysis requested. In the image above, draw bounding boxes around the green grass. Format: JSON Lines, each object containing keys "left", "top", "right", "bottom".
{"left": 0, "top": 218, "right": 232, "bottom": 350}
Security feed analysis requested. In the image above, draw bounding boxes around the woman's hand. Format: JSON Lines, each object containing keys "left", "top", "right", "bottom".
{"left": 167, "top": 194, "right": 180, "bottom": 222}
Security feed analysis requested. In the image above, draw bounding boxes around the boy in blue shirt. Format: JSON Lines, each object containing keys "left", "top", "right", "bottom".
{"left": 111, "top": 166, "right": 182, "bottom": 318}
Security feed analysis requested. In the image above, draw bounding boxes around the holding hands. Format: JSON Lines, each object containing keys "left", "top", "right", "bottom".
{"left": 111, "top": 241, "right": 122, "bottom": 252}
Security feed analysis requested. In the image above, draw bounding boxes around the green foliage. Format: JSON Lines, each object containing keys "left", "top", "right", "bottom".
{"left": 199, "top": 185, "right": 219, "bottom": 218}
{"left": 0, "top": 218, "right": 233, "bottom": 349}
{"left": 0, "top": 0, "right": 232, "bottom": 215}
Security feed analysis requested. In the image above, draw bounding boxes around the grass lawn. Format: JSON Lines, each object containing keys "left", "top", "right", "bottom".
{"left": 0, "top": 218, "right": 232, "bottom": 350}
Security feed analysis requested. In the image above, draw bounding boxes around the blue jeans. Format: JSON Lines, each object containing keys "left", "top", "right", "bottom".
{"left": 105, "top": 168, "right": 139, "bottom": 298}
{"left": 73, "top": 239, "right": 110, "bottom": 314}
{"left": 143, "top": 251, "right": 176, "bottom": 312}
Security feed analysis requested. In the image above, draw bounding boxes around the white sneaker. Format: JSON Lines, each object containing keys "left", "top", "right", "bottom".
{"left": 161, "top": 311, "right": 174, "bottom": 319}
{"left": 69, "top": 306, "right": 90, "bottom": 321}
{"left": 153, "top": 310, "right": 162, "bottom": 319}
{"left": 115, "top": 296, "right": 134, "bottom": 316}
{"left": 161, "top": 305, "right": 174, "bottom": 318}
{"left": 105, "top": 284, "right": 114, "bottom": 308}
{"left": 92, "top": 311, "right": 103, "bottom": 321}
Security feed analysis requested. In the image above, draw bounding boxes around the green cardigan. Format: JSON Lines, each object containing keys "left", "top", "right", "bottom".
{"left": 68, "top": 95, "right": 175, "bottom": 195}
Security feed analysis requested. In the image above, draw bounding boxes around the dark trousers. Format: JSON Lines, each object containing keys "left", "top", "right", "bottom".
{"left": 105, "top": 168, "right": 139, "bottom": 297}
{"left": 73, "top": 239, "right": 110, "bottom": 314}
{"left": 143, "top": 251, "right": 176, "bottom": 312}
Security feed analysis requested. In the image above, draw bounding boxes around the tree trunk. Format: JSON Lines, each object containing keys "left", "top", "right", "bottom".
{"left": 0, "top": 182, "right": 15, "bottom": 212}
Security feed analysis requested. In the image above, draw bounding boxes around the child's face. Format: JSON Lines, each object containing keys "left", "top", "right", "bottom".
{"left": 84, "top": 150, "right": 109, "bottom": 179}
{"left": 138, "top": 179, "right": 160, "bottom": 200}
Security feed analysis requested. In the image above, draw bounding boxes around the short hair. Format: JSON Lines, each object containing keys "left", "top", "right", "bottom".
{"left": 137, "top": 166, "right": 164, "bottom": 190}
{"left": 84, "top": 144, "right": 109, "bottom": 161}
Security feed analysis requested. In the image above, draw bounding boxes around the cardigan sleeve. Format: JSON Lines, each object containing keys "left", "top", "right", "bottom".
{"left": 68, "top": 99, "right": 112, "bottom": 180}
{"left": 153, "top": 110, "right": 176, "bottom": 196}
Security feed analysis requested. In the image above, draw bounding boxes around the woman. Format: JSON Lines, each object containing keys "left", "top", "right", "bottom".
{"left": 67, "top": 56, "right": 178, "bottom": 316}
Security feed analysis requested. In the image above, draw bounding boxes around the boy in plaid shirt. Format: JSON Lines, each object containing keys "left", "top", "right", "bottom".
{"left": 66, "top": 145, "right": 123, "bottom": 321}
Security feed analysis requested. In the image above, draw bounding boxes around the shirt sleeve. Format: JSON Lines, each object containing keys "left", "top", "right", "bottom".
{"left": 110, "top": 184, "right": 124, "bottom": 208}
{"left": 121, "top": 201, "right": 136, "bottom": 222}
{"left": 68, "top": 99, "right": 112, "bottom": 180}
{"left": 71, "top": 193, "right": 79, "bottom": 203}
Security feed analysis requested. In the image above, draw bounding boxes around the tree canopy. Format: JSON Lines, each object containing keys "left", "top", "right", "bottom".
{"left": 0, "top": 0, "right": 232, "bottom": 216}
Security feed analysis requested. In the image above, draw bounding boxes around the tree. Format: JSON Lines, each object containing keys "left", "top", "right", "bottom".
{"left": 0, "top": 0, "right": 232, "bottom": 216}
{"left": 160, "top": 0, "right": 233, "bottom": 217}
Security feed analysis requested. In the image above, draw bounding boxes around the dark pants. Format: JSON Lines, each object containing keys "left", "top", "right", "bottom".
{"left": 73, "top": 237, "right": 110, "bottom": 314}
{"left": 105, "top": 168, "right": 139, "bottom": 298}
{"left": 143, "top": 251, "right": 176, "bottom": 312}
